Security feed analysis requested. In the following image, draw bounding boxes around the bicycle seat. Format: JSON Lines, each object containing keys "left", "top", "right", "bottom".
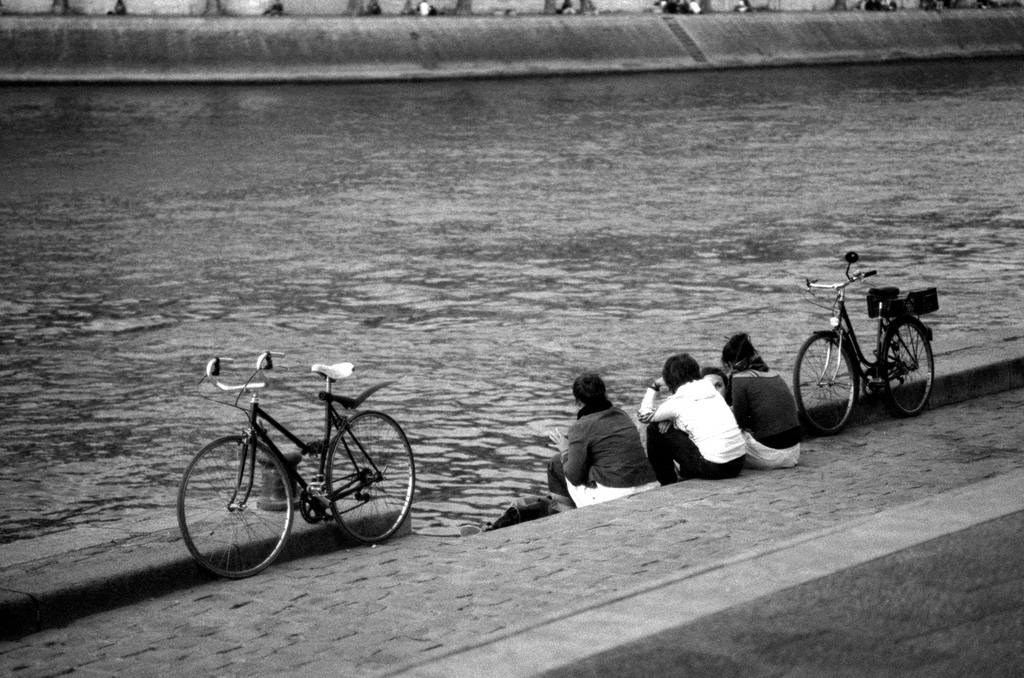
{"left": 867, "top": 287, "right": 900, "bottom": 300}
{"left": 312, "top": 362, "right": 354, "bottom": 383}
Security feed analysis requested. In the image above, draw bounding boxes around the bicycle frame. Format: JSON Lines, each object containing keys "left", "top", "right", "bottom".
{"left": 231, "top": 383, "right": 386, "bottom": 509}
{"left": 831, "top": 291, "right": 890, "bottom": 384}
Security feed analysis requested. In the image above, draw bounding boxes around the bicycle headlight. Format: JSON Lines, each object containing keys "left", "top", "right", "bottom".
{"left": 830, "top": 316, "right": 840, "bottom": 328}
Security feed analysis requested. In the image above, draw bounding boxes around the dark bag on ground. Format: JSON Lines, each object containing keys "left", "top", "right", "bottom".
{"left": 485, "top": 495, "right": 562, "bottom": 531}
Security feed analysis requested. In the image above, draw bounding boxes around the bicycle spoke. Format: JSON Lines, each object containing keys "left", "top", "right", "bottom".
{"left": 883, "top": 317, "right": 934, "bottom": 417}
{"left": 177, "top": 437, "right": 293, "bottom": 578}
{"left": 794, "top": 334, "right": 857, "bottom": 436}
{"left": 327, "top": 411, "right": 415, "bottom": 543}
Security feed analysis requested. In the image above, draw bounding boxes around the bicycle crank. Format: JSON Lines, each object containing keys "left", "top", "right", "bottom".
{"left": 299, "top": 490, "right": 330, "bottom": 523}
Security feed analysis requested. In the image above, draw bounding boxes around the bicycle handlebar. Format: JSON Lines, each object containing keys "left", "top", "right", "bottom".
{"left": 205, "top": 354, "right": 269, "bottom": 392}
{"left": 805, "top": 269, "right": 876, "bottom": 291}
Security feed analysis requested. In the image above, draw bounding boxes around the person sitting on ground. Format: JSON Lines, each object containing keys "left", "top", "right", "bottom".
{"left": 547, "top": 373, "right": 660, "bottom": 509}
{"left": 721, "top": 333, "right": 802, "bottom": 470}
{"left": 701, "top": 366, "right": 730, "bottom": 404}
{"left": 638, "top": 353, "right": 746, "bottom": 484}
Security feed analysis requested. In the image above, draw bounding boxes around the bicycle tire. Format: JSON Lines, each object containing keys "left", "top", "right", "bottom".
{"left": 793, "top": 332, "right": 859, "bottom": 436}
{"left": 327, "top": 411, "right": 415, "bottom": 544}
{"left": 881, "top": 315, "right": 934, "bottom": 417}
{"left": 177, "top": 436, "right": 293, "bottom": 578}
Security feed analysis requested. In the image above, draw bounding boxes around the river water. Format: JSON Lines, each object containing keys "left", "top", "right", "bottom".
{"left": 2, "top": 59, "right": 1023, "bottom": 543}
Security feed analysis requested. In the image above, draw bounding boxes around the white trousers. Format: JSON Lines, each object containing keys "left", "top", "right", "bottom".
{"left": 566, "top": 480, "right": 661, "bottom": 508}
{"left": 742, "top": 431, "right": 800, "bottom": 470}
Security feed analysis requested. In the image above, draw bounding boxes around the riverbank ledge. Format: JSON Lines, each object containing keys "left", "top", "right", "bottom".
{"left": 1, "top": 10, "right": 1023, "bottom": 83}
{"left": 1, "top": 330, "right": 1022, "bottom": 641}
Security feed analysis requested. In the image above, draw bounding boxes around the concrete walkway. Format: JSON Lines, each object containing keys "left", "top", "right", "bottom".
{"left": 0, "top": 329, "right": 1022, "bottom": 676}
{"left": 398, "top": 471, "right": 1024, "bottom": 677}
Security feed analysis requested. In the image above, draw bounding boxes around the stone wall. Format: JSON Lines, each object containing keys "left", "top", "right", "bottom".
{"left": 1, "top": 0, "right": 1018, "bottom": 13}
{"left": 1, "top": 10, "right": 1022, "bottom": 82}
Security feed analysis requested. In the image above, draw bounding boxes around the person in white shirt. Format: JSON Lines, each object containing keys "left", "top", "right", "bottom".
{"left": 638, "top": 353, "right": 746, "bottom": 484}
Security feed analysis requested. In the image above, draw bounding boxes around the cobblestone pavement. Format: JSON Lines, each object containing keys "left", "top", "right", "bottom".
{"left": 1, "top": 388, "right": 1022, "bottom": 678}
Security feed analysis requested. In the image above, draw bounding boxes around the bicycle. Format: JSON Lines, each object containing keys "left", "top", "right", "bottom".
{"left": 177, "top": 352, "right": 415, "bottom": 578}
{"left": 793, "top": 252, "right": 939, "bottom": 436}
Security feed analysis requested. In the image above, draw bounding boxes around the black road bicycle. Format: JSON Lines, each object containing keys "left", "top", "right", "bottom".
{"left": 177, "top": 352, "right": 415, "bottom": 578}
{"left": 793, "top": 252, "right": 938, "bottom": 436}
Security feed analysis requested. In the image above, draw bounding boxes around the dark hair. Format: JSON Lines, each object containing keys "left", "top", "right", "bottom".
{"left": 701, "top": 366, "right": 731, "bottom": 404}
{"left": 700, "top": 366, "right": 728, "bottom": 382}
{"left": 662, "top": 353, "right": 701, "bottom": 393}
{"left": 572, "top": 372, "right": 608, "bottom": 407}
{"left": 722, "top": 333, "right": 769, "bottom": 373}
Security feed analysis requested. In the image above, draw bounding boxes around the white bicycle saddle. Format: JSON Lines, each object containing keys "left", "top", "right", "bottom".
{"left": 311, "top": 362, "right": 354, "bottom": 382}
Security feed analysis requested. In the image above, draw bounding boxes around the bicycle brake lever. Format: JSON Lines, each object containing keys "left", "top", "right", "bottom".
{"left": 257, "top": 352, "right": 274, "bottom": 371}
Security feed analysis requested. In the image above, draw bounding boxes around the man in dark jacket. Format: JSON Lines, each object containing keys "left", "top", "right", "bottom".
{"left": 547, "top": 373, "right": 659, "bottom": 508}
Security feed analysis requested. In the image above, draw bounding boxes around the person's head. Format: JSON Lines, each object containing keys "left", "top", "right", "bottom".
{"left": 722, "top": 333, "right": 769, "bottom": 373}
{"left": 572, "top": 372, "right": 608, "bottom": 408}
{"left": 662, "top": 353, "right": 701, "bottom": 393}
{"left": 700, "top": 366, "right": 728, "bottom": 399}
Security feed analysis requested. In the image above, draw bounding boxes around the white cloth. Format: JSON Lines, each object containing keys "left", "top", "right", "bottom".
{"left": 639, "top": 379, "right": 746, "bottom": 464}
{"left": 566, "top": 480, "right": 660, "bottom": 508}
{"left": 742, "top": 431, "right": 800, "bottom": 470}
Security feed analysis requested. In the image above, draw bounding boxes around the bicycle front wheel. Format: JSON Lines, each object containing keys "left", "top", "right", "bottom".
{"left": 882, "top": 316, "right": 934, "bottom": 417}
{"left": 793, "top": 333, "right": 859, "bottom": 436}
{"left": 327, "top": 411, "right": 415, "bottom": 544}
{"left": 177, "top": 436, "right": 293, "bottom": 578}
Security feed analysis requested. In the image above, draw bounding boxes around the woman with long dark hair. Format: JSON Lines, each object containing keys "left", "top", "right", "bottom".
{"left": 721, "top": 333, "right": 802, "bottom": 469}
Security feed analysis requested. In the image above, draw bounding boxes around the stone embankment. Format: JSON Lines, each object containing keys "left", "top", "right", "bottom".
{"left": 0, "top": 331, "right": 1022, "bottom": 678}
{"left": 1, "top": 9, "right": 1023, "bottom": 83}
{"left": 1, "top": 330, "right": 1022, "bottom": 643}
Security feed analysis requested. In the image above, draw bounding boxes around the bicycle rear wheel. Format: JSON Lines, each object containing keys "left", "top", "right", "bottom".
{"left": 177, "top": 436, "right": 293, "bottom": 578}
{"left": 793, "top": 332, "right": 859, "bottom": 436}
{"left": 882, "top": 316, "right": 934, "bottom": 417}
{"left": 327, "top": 411, "right": 415, "bottom": 544}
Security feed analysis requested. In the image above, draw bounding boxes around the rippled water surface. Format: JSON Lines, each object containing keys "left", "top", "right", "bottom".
{"left": 2, "top": 60, "right": 1023, "bottom": 542}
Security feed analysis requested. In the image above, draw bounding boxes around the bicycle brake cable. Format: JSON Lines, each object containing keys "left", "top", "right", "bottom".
{"left": 194, "top": 374, "right": 249, "bottom": 415}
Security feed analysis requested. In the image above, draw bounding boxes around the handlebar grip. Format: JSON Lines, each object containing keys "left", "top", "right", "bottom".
{"left": 863, "top": 270, "right": 877, "bottom": 278}
{"left": 257, "top": 352, "right": 273, "bottom": 371}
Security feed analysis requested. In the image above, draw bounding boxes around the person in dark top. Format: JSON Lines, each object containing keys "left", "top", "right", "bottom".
{"left": 547, "top": 373, "right": 659, "bottom": 508}
{"left": 721, "top": 333, "right": 802, "bottom": 469}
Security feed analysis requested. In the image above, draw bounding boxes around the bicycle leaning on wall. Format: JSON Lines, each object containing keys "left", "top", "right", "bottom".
{"left": 793, "top": 251, "right": 939, "bottom": 436}
{"left": 177, "top": 352, "right": 415, "bottom": 578}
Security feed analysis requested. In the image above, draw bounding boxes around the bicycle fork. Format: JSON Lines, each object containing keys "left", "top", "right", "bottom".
{"left": 228, "top": 431, "right": 259, "bottom": 512}
{"left": 818, "top": 328, "right": 846, "bottom": 387}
